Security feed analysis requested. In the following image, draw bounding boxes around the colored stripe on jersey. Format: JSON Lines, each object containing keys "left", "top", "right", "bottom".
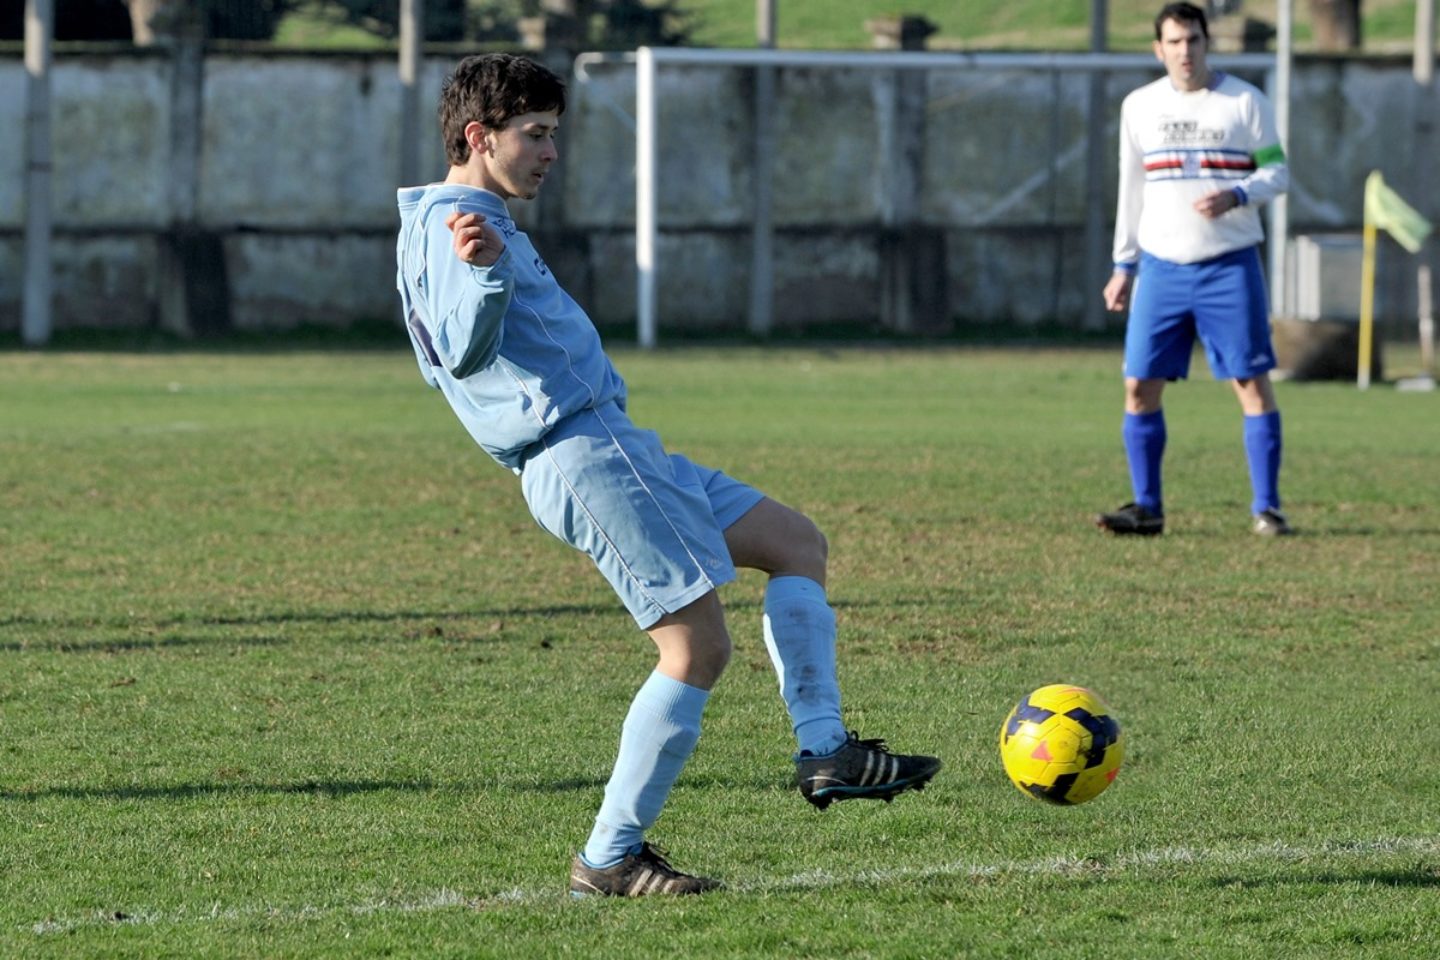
{"left": 1143, "top": 149, "right": 1257, "bottom": 181}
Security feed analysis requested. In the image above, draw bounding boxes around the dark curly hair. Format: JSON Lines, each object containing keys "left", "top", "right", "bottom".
{"left": 439, "top": 54, "right": 567, "bottom": 167}
{"left": 1154, "top": 2, "right": 1209, "bottom": 40}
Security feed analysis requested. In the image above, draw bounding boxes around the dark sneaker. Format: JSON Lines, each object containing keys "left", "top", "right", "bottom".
{"left": 796, "top": 732, "right": 942, "bottom": 810}
{"left": 569, "top": 843, "right": 721, "bottom": 898}
{"left": 1253, "top": 508, "right": 1294, "bottom": 536}
{"left": 1095, "top": 502, "right": 1164, "bottom": 536}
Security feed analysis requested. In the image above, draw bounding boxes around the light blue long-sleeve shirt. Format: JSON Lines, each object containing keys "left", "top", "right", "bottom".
{"left": 396, "top": 184, "right": 626, "bottom": 469}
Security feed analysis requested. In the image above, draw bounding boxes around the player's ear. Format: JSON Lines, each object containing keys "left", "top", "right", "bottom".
{"left": 464, "top": 120, "right": 488, "bottom": 157}
{"left": 1152, "top": 39, "right": 1164, "bottom": 63}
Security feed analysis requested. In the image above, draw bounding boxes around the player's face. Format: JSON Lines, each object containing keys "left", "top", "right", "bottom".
{"left": 477, "top": 110, "right": 559, "bottom": 201}
{"left": 1153, "top": 17, "right": 1210, "bottom": 91}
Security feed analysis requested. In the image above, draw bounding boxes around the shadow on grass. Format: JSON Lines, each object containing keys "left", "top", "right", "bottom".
{"left": 1207, "top": 869, "right": 1440, "bottom": 889}
{"left": 0, "top": 634, "right": 296, "bottom": 654}
{"left": 0, "top": 605, "right": 629, "bottom": 652}
{"left": 0, "top": 604, "right": 613, "bottom": 632}
{"left": 0, "top": 772, "right": 790, "bottom": 803}
{"left": 1109, "top": 526, "right": 1440, "bottom": 541}
{"left": 1303, "top": 527, "right": 1440, "bottom": 538}
{"left": 0, "top": 595, "right": 908, "bottom": 651}
{"left": 0, "top": 775, "right": 614, "bottom": 802}
{"left": 0, "top": 778, "right": 456, "bottom": 802}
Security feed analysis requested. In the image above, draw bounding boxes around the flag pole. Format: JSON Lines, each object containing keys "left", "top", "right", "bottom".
{"left": 1358, "top": 176, "right": 1379, "bottom": 390}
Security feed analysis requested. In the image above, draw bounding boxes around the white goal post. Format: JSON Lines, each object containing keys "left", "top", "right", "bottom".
{"left": 577, "top": 46, "right": 1285, "bottom": 348}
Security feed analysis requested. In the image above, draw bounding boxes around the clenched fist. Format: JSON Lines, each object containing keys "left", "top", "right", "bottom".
{"left": 445, "top": 211, "right": 506, "bottom": 266}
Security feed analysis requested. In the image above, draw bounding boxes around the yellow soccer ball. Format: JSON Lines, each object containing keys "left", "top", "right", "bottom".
{"left": 999, "top": 684, "right": 1123, "bottom": 805}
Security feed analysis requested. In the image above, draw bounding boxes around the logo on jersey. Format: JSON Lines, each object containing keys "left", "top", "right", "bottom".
{"left": 533, "top": 256, "right": 549, "bottom": 276}
{"left": 1159, "top": 119, "right": 1226, "bottom": 146}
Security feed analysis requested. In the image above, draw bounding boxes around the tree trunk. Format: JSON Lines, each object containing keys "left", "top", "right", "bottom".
{"left": 1308, "top": 0, "right": 1362, "bottom": 50}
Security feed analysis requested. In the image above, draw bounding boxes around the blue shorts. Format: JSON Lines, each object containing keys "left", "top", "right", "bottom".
{"left": 517, "top": 401, "right": 765, "bottom": 630}
{"left": 1124, "top": 247, "right": 1276, "bottom": 381}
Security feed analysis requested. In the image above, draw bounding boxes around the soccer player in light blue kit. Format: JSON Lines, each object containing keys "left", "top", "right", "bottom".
{"left": 395, "top": 54, "right": 940, "bottom": 898}
{"left": 1097, "top": 2, "right": 1292, "bottom": 537}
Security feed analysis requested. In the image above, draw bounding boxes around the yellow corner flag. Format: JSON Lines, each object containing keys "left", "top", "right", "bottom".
{"left": 1358, "top": 172, "right": 1434, "bottom": 388}
{"left": 1364, "top": 171, "right": 1432, "bottom": 253}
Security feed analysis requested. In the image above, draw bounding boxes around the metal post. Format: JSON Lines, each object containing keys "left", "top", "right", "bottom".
{"left": 399, "top": 0, "right": 424, "bottom": 187}
{"left": 156, "top": 11, "right": 213, "bottom": 336}
{"left": 1412, "top": 0, "right": 1437, "bottom": 386}
{"left": 1416, "top": 265, "right": 1435, "bottom": 384}
{"left": 1083, "top": 0, "right": 1108, "bottom": 331}
{"left": 1415, "top": 0, "right": 1434, "bottom": 81}
{"left": 636, "top": 47, "right": 658, "bottom": 349}
{"left": 22, "top": 0, "right": 54, "bottom": 347}
{"left": 1269, "top": 0, "right": 1292, "bottom": 318}
{"left": 747, "top": 0, "right": 777, "bottom": 338}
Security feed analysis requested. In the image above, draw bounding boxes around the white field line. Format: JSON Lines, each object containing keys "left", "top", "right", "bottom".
{"left": 26, "top": 836, "right": 1439, "bottom": 936}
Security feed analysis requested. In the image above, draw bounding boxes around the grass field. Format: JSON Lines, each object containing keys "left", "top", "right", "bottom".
{"left": 269, "top": 0, "right": 1425, "bottom": 52}
{"left": 2, "top": 346, "right": 1438, "bottom": 957}
{"left": 678, "top": 0, "right": 1422, "bottom": 51}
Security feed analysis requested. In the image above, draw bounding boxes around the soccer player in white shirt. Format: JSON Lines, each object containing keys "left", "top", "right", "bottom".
{"left": 395, "top": 54, "right": 940, "bottom": 898}
{"left": 1097, "top": 2, "right": 1293, "bottom": 537}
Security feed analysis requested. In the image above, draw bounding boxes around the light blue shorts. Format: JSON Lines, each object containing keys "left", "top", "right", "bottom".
{"left": 517, "top": 401, "right": 765, "bottom": 629}
{"left": 1125, "top": 246, "right": 1275, "bottom": 381}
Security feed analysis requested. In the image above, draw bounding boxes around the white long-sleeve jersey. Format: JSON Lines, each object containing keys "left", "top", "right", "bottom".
{"left": 1112, "top": 71, "right": 1288, "bottom": 269}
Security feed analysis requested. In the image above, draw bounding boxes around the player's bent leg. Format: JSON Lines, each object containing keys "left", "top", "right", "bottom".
{"left": 762, "top": 576, "right": 846, "bottom": 756}
{"left": 724, "top": 500, "right": 941, "bottom": 805}
{"left": 723, "top": 497, "right": 827, "bottom": 583}
{"left": 725, "top": 500, "right": 846, "bottom": 755}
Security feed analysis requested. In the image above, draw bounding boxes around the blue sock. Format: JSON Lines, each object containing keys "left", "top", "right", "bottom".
{"left": 1122, "top": 410, "right": 1166, "bottom": 514}
{"left": 1243, "top": 410, "right": 1283, "bottom": 515}
{"left": 582, "top": 671, "right": 707, "bottom": 869}
{"left": 762, "top": 576, "right": 846, "bottom": 757}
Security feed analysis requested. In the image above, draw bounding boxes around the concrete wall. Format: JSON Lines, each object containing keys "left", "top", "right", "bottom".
{"left": 0, "top": 47, "right": 1431, "bottom": 337}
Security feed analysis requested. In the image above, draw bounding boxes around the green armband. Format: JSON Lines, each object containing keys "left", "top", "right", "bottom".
{"left": 1253, "top": 144, "right": 1286, "bottom": 167}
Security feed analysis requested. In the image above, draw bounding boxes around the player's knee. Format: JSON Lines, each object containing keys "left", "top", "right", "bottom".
{"left": 779, "top": 511, "right": 827, "bottom": 575}
{"left": 729, "top": 501, "right": 828, "bottom": 580}
{"left": 1124, "top": 378, "right": 1163, "bottom": 413}
{"left": 679, "top": 631, "right": 731, "bottom": 688}
{"left": 650, "top": 593, "right": 732, "bottom": 686}
{"left": 706, "top": 632, "right": 733, "bottom": 672}
{"left": 803, "top": 516, "right": 829, "bottom": 569}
